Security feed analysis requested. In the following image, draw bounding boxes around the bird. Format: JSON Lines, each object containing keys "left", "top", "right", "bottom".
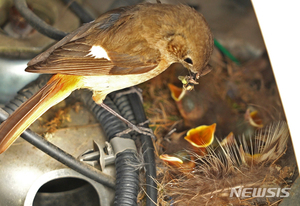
{"left": 0, "top": 2, "right": 213, "bottom": 154}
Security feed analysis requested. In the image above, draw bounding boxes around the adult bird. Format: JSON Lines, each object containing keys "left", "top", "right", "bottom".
{"left": 0, "top": 3, "right": 213, "bottom": 153}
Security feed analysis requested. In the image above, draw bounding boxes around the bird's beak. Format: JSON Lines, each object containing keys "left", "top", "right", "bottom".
{"left": 178, "top": 71, "right": 199, "bottom": 91}
{"left": 192, "top": 71, "right": 200, "bottom": 81}
{"left": 168, "top": 83, "right": 186, "bottom": 101}
{"left": 184, "top": 123, "right": 216, "bottom": 148}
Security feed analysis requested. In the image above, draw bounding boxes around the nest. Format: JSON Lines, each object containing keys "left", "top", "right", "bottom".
{"left": 140, "top": 49, "right": 297, "bottom": 205}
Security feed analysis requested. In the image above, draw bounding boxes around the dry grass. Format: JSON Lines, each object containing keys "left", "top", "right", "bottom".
{"left": 139, "top": 49, "right": 297, "bottom": 205}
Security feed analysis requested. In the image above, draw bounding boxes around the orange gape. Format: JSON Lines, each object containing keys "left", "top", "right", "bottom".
{"left": 0, "top": 3, "right": 213, "bottom": 153}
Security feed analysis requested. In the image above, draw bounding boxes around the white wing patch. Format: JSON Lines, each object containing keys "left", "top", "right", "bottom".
{"left": 87, "top": 45, "right": 110, "bottom": 60}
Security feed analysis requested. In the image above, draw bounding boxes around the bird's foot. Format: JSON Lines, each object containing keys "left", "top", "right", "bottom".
{"left": 99, "top": 102, "right": 155, "bottom": 138}
{"left": 116, "top": 120, "right": 155, "bottom": 139}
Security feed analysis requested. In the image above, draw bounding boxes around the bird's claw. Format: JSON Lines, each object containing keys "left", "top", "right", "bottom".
{"left": 116, "top": 120, "right": 155, "bottom": 139}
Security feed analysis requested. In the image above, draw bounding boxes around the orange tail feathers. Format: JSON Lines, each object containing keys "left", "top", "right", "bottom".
{"left": 0, "top": 74, "right": 83, "bottom": 154}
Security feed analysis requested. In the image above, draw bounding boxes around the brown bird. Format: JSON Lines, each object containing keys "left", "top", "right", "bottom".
{"left": 0, "top": 3, "right": 213, "bottom": 153}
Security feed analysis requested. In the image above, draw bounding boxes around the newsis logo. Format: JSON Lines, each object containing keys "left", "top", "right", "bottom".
{"left": 230, "top": 187, "right": 291, "bottom": 198}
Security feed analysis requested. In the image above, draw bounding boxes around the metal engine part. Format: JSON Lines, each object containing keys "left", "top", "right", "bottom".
{"left": 0, "top": 0, "right": 80, "bottom": 104}
{"left": 0, "top": 102, "right": 115, "bottom": 206}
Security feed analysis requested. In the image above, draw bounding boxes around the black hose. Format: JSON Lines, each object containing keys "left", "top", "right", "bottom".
{"left": 13, "top": 0, "right": 144, "bottom": 41}
{"left": 114, "top": 151, "right": 140, "bottom": 206}
{"left": 109, "top": 89, "right": 157, "bottom": 206}
{"left": 9, "top": 0, "right": 156, "bottom": 202}
{"left": 79, "top": 90, "right": 131, "bottom": 141}
{"left": 61, "top": 0, "right": 94, "bottom": 23}
{"left": 108, "top": 92, "right": 137, "bottom": 126}
{"left": 13, "top": 0, "right": 68, "bottom": 40}
{"left": 3, "top": 75, "right": 51, "bottom": 115}
{"left": 0, "top": 109, "right": 115, "bottom": 189}
{"left": 2, "top": 80, "right": 156, "bottom": 205}
{"left": 127, "top": 92, "right": 157, "bottom": 206}
{"left": 79, "top": 90, "right": 140, "bottom": 206}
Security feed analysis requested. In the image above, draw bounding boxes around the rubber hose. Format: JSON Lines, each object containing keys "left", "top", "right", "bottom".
{"left": 127, "top": 92, "right": 157, "bottom": 206}
{"left": 108, "top": 91, "right": 137, "bottom": 125}
{"left": 79, "top": 90, "right": 140, "bottom": 206}
{"left": 79, "top": 90, "right": 131, "bottom": 140}
{"left": 114, "top": 150, "right": 140, "bottom": 206}
{"left": 13, "top": 0, "right": 68, "bottom": 40}
{"left": 109, "top": 89, "right": 157, "bottom": 206}
{"left": 3, "top": 77, "right": 141, "bottom": 204}
{"left": 0, "top": 75, "right": 116, "bottom": 188}
{"left": 61, "top": 0, "right": 94, "bottom": 23}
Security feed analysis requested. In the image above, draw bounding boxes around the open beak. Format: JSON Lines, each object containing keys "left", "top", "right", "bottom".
{"left": 168, "top": 83, "right": 186, "bottom": 101}
{"left": 184, "top": 123, "right": 216, "bottom": 148}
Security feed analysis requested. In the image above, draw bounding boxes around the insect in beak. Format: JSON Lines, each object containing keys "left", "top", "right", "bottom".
{"left": 178, "top": 72, "right": 199, "bottom": 91}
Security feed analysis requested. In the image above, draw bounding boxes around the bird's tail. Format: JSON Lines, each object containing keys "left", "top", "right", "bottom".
{"left": 0, "top": 74, "right": 82, "bottom": 153}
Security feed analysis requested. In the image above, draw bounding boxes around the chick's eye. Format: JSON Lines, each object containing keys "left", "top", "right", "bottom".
{"left": 184, "top": 58, "right": 193, "bottom": 65}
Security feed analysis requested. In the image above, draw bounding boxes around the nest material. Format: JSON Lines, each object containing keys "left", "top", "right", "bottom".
{"left": 140, "top": 49, "right": 296, "bottom": 205}
{"left": 157, "top": 122, "right": 295, "bottom": 206}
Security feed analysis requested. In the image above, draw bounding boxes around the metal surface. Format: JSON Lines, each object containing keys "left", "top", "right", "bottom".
{"left": 0, "top": 0, "right": 80, "bottom": 58}
{"left": 0, "top": 105, "right": 115, "bottom": 206}
{"left": 24, "top": 169, "right": 114, "bottom": 206}
{"left": 0, "top": 58, "right": 38, "bottom": 104}
{"left": 0, "top": 0, "right": 80, "bottom": 104}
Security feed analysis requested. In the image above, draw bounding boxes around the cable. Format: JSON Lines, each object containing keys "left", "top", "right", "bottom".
{"left": 61, "top": 0, "right": 94, "bottom": 23}
{"left": 13, "top": 0, "right": 68, "bottom": 40}
{"left": 1, "top": 75, "right": 115, "bottom": 188}
{"left": 126, "top": 92, "right": 157, "bottom": 206}
{"left": 79, "top": 90, "right": 140, "bottom": 206}
{"left": 108, "top": 0, "right": 144, "bottom": 10}
{"left": 214, "top": 39, "right": 240, "bottom": 65}
{"left": 9, "top": 0, "right": 157, "bottom": 201}
{"left": 109, "top": 89, "right": 157, "bottom": 206}
{"left": 79, "top": 90, "right": 131, "bottom": 141}
{"left": 0, "top": 108, "right": 115, "bottom": 189}
{"left": 13, "top": 0, "right": 145, "bottom": 41}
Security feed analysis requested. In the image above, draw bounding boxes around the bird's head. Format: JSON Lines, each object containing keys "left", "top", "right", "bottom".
{"left": 138, "top": 3, "right": 213, "bottom": 88}
{"left": 162, "top": 5, "right": 214, "bottom": 89}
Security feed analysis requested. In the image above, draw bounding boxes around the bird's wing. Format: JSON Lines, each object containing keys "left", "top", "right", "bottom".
{"left": 26, "top": 6, "right": 160, "bottom": 76}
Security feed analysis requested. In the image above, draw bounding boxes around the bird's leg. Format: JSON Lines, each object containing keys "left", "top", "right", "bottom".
{"left": 93, "top": 92, "right": 154, "bottom": 138}
{"left": 100, "top": 103, "right": 154, "bottom": 138}
{"left": 100, "top": 102, "right": 139, "bottom": 131}
{"left": 114, "top": 120, "right": 154, "bottom": 138}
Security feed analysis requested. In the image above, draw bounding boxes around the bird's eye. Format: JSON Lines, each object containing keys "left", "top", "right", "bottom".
{"left": 184, "top": 58, "right": 193, "bottom": 65}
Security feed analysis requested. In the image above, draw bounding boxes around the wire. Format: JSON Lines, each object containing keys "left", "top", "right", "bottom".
{"left": 214, "top": 39, "right": 240, "bottom": 65}
{"left": 0, "top": 108, "right": 116, "bottom": 189}
{"left": 13, "top": 0, "right": 68, "bottom": 40}
{"left": 79, "top": 90, "right": 140, "bottom": 205}
{"left": 61, "top": 0, "right": 94, "bottom": 23}
{"left": 109, "top": 89, "right": 158, "bottom": 205}
{"left": 127, "top": 92, "right": 157, "bottom": 206}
